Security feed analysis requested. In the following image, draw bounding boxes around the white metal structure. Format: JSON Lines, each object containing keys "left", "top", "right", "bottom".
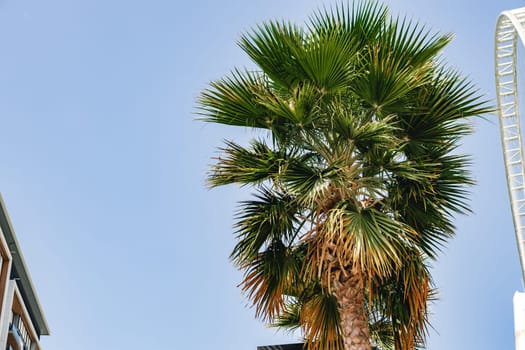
{"left": 495, "top": 7, "right": 525, "bottom": 350}
{"left": 496, "top": 6, "right": 525, "bottom": 282}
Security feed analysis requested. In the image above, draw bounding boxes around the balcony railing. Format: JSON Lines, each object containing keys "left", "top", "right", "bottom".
{"left": 257, "top": 345, "right": 304, "bottom": 350}
{"left": 9, "top": 314, "right": 33, "bottom": 350}
{"left": 257, "top": 344, "right": 380, "bottom": 350}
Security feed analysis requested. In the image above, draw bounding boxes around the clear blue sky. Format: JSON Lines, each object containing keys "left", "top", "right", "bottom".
{"left": 0, "top": 0, "right": 522, "bottom": 349}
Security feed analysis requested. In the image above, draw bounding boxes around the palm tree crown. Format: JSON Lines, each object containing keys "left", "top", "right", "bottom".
{"left": 198, "top": 2, "right": 490, "bottom": 349}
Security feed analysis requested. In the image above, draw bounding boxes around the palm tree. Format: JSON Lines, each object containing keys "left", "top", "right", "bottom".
{"left": 198, "top": 2, "right": 490, "bottom": 350}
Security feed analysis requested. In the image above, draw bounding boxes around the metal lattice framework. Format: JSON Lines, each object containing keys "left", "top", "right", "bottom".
{"left": 496, "top": 7, "right": 525, "bottom": 283}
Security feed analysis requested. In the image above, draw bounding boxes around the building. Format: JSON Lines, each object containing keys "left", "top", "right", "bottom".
{"left": 257, "top": 344, "right": 380, "bottom": 349}
{"left": 257, "top": 345, "right": 304, "bottom": 350}
{"left": 0, "top": 196, "right": 49, "bottom": 350}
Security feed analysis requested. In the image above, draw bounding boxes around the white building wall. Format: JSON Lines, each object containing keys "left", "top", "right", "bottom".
{"left": 515, "top": 291, "right": 525, "bottom": 350}
{"left": 0, "top": 280, "right": 16, "bottom": 348}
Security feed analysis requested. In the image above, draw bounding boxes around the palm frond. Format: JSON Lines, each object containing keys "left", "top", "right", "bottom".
{"left": 208, "top": 140, "right": 284, "bottom": 187}
{"left": 308, "top": 1, "right": 388, "bottom": 44}
{"left": 241, "top": 239, "right": 301, "bottom": 320}
{"left": 307, "top": 205, "right": 417, "bottom": 287}
{"left": 232, "top": 186, "right": 301, "bottom": 266}
{"left": 370, "top": 251, "right": 432, "bottom": 350}
{"left": 382, "top": 16, "right": 450, "bottom": 73}
{"left": 301, "top": 290, "right": 344, "bottom": 350}
{"left": 239, "top": 21, "right": 307, "bottom": 89}
{"left": 369, "top": 315, "right": 394, "bottom": 350}
{"left": 198, "top": 69, "right": 271, "bottom": 128}
{"left": 271, "top": 297, "right": 303, "bottom": 331}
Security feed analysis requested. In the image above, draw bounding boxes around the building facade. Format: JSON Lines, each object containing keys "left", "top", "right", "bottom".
{"left": 0, "top": 196, "right": 49, "bottom": 350}
{"left": 257, "top": 344, "right": 304, "bottom": 350}
{"left": 257, "top": 343, "right": 380, "bottom": 349}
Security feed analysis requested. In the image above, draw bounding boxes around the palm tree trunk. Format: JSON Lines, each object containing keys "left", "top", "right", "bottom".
{"left": 334, "top": 270, "right": 371, "bottom": 350}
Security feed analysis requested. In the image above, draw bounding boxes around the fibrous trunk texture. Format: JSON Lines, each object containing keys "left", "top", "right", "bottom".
{"left": 334, "top": 270, "right": 371, "bottom": 350}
